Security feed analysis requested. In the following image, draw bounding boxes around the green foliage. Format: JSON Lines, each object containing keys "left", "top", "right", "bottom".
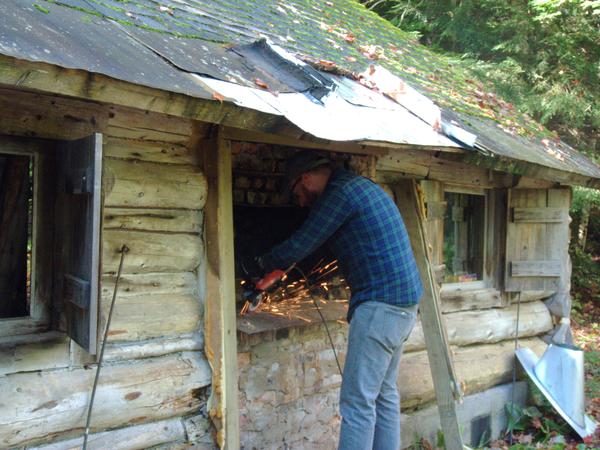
{"left": 435, "top": 428, "right": 445, "bottom": 448}
{"left": 585, "top": 349, "right": 600, "bottom": 399}
{"left": 504, "top": 401, "right": 570, "bottom": 444}
{"left": 571, "top": 186, "right": 600, "bottom": 218}
{"left": 571, "top": 245, "right": 600, "bottom": 314}
{"left": 361, "top": 0, "right": 600, "bottom": 155}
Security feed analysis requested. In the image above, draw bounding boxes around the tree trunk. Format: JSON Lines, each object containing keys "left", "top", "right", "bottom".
{"left": 577, "top": 204, "right": 590, "bottom": 250}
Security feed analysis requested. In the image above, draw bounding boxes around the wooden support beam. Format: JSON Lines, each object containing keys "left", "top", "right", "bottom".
{"left": 377, "top": 149, "right": 516, "bottom": 189}
{"left": 222, "top": 127, "right": 462, "bottom": 155}
{"left": 203, "top": 130, "right": 240, "bottom": 449}
{"left": 393, "top": 179, "right": 465, "bottom": 450}
{"left": 222, "top": 126, "right": 388, "bottom": 156}
{"left": 444, "top": 151, "right": 600, "bottom": 189}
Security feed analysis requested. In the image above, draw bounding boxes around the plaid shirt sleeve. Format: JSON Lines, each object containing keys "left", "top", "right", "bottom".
{"left": 261, "top": 185, "right": 353, "bottom": 272}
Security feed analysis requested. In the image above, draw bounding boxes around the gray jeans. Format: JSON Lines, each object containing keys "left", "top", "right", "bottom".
{"left": 338, "top": 301, "right": 418, "bottom": 450}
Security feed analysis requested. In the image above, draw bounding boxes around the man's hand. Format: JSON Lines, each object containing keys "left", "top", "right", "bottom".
{"left": 242, "top": 255, "right": 265, "bottom": 279}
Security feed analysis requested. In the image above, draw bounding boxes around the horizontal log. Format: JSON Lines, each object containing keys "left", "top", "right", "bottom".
{"left": 440, "top": 287, "right": 503, "bottom": 313}
{"left": 513, "top": 207, "right": 566, "bottom": 223}
{"left": 28, "top": 418, "right": 186, "bottom": 450}
{"left": 510, "top": 260, "right": 561, "bottom": 277}
{"left": 0, "top": 332, "right": 69, "bottom": 377}
{"left": 101, "top": 272, "right": 198, "bottom": 299}
{"left": 100, "top": 294, "right": 202, "bottom": 341}
{"left": 104, "top": 333, "right": 203, "bottom": 362}
{"left": 102, "top": 230, "right": 202, "bottom": 274}
{"left": 399, "top": 337, "right": 547, "bottom": 409}
{"left": 509, "top": 290, "right": 555, "bottom": 302}
{"left": 0, "top": 352, "right": 211, "bottom": 448}
{"left": 0, "top": 317, "right": 48, "bottom": 339}
{"left": 103, "top": 158, "right": 207, "bottom": 209}
{"left": 0, "top": 87, "right": 109, "bottom": 140}
{"left": 377, "top": 150, "right": 515, "bottom": 188}
{"left": 404, "top": 301, "right": 552, "bottom": 352}
{"left": 106, "top": 125, "right": 190, "bottom": 145}
{"left": 452, "top": 150, "right": 599, "bottom": 189}
{"left": 513, "top": 176, "right": 556, "bottom": 189}
{"left": 104, "top": 137, "right": 200, "bottom": 165}
{"left": 377, "top": 153, "right": 430, "bottom": 178}
{"left": 103, "top": 207, "right": 202, "bottom": 234}
{"left": 223, "top": 126, "right": 388, "bottom": 156}
{"left": 107, "top": 104, "right": 196, "bottom": 137}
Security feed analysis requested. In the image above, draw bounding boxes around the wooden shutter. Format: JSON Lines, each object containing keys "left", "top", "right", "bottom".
{"left": 57, "top": 134, "right": 102, "bottom": 354}
{"left": 505, "top": 188, "right": 570, "bottom": 292}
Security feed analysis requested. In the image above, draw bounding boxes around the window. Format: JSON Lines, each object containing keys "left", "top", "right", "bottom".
{"left": 0, "top": 134, "right": 102, "bottom": 355}
{"left": 443, "top": 191, "right": 485, "bottom": 283}
{"left": 0, "top": 152, "right": 34, "bottom": 318}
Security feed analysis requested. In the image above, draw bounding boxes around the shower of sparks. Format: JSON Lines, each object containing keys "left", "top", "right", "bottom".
{"left": 239, "top": 259, "right": 348, "bottom": 322}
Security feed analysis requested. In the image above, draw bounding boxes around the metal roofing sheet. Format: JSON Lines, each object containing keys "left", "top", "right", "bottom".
{"left": 445, "top": 110, "right": 600, "bottom": 179}
{"left": 197, "top": 74, "right": 460, "bottom": 146}
{"left": 0, "top": 1, "right": 212, "bottom": 100}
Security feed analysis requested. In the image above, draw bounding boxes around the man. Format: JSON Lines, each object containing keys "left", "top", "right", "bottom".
{"left": 258, "top": 150, "right": 423, "bottom": 450}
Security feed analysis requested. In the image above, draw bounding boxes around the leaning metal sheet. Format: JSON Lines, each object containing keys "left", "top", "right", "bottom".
{"left": 0, "top": 1, "right": 212, "bottom": 100}
{"left": 198, "top": 74, "right": 459, "bottom": 146}
{"left": 277, "top": 89, "right": 458, "bottom": 145}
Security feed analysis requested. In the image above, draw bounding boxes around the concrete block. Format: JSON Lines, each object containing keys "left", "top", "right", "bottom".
{"left": 400, "top": 381, "right": 528, "bottom": 448}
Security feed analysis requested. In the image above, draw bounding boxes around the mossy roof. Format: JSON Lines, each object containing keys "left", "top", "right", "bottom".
{"left": 8, "top": 0, "right": 600, "bottom": 181}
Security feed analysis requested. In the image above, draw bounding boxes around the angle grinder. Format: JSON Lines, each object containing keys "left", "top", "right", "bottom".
{"left": 242, "top": 264, "right": 296, "bottom": 312}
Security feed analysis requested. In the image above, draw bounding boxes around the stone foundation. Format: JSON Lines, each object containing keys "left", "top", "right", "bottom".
{"left": 237, "top": 322, "right": 347, "bottom": 449}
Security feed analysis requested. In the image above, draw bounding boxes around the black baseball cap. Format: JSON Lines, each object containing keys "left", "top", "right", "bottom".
{"left": 283, "top": 150, "right": 331, "bottom": 193}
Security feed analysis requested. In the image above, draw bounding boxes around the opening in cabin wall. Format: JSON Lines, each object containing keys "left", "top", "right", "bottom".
{"left": 0, "top": 152, "right": 33, "bottom": 318}
{"left": 232, "top": 142, "right": 350, "bottom": 322}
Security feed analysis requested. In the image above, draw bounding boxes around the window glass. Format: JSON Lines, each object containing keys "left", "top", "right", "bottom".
{"left": 443, "top": 192, "right": 485, "bottom": 283}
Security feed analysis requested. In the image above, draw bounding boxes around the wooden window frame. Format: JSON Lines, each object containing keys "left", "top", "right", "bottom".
{"left": 0, "top": 137, "right": 53, "bottom": 338}
{"left": 441, "top": 185, "right": 488, "bottom": 288}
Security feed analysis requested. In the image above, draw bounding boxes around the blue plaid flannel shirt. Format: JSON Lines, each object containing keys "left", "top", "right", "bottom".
{"left": 261, "top": 168, "right": 423, "bottom": 321}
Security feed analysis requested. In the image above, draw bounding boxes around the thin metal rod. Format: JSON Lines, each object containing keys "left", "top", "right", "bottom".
{"left": 312, "top": 294, "right": 343, "bottom": 376}
{"left": 293, "top": 266, "right": 343, "bottom": 377}
{"left": 509, "top": 291, "right": 522, "bottom": 445}
{"left": 83, "top": 245, "right": 129, "bottom": 450}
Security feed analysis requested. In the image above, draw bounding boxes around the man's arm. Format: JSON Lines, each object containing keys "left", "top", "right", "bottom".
{"left": 261, "top": 185, "right": 353, "bottom": 272}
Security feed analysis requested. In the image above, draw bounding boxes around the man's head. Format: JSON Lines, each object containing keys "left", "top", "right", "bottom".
{"left": 285, "top": 151, "right": 332, "bottom": 208}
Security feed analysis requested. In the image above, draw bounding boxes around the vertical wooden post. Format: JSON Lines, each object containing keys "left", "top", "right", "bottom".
{"left": 393, "top": 179, "right": 464, "bottom": 450}
{"left": 204, "top": 129, "right": 240, "bottom": 449}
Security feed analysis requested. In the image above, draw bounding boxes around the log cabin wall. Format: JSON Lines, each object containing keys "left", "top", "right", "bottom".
{"left": 0, "top": 86, "right": 562, "bottom": 449}
{"left": 0, "top": 89, "right": 215, "bottom": 449}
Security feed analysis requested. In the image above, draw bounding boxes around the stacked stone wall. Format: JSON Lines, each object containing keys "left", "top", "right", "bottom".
{"left": 237, "top": 323, "right": 347, "bottom": 449}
